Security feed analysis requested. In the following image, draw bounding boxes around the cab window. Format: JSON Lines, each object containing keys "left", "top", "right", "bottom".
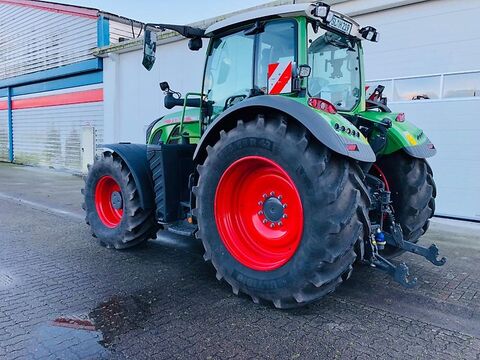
{"left": 204, "top": 32, "right": 254, "bottom": 112}
{"left": 255, "top": 21, "right": 296, "bottom": 94}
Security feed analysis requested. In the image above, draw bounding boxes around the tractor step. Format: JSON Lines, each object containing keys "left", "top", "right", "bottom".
{"left": 167, "top": 221, "right": 197, "bottom": 237}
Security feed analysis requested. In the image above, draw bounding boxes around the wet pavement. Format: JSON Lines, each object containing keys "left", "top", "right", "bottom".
{"left": 0, "top": 163, "right": 479, "bottom": 359}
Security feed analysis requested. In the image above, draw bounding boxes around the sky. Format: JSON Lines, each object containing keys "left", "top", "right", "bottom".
{"left": 53, "top": 0, "right": 277, "bottom": 23}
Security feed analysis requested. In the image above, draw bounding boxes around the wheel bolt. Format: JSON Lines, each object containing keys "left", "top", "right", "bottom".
{"left": 283, "top": 214, "right": 288, "bottom": 219}
{"left": 258, "top": 201, "right": 263, "bottom": 206}
{"left": 270, "top": 191, "right": 275, "bottom": 196}
{"left": 277, "top": 195, "right": 283, "bottom": 200}
{"left": 258, "top": 211, "right": 263, "bottom": 215}
{"left": 283, "top": 204, "right": 287, "bottom": 209}
{"left": 262, "top": 219, "right": 268, "bottom": 224}
{"left": 263, "top": 194, "right": 268, "bottom": 199}
{"left": 270, "top": 223, "right": 275, "bottom": 228}
{"left": 277, "top": 221, "right": 283, "bottom": 226}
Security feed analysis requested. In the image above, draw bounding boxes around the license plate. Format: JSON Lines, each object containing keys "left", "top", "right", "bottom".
{"left": 329, "top": 15, "right": 352, "bottom": 35}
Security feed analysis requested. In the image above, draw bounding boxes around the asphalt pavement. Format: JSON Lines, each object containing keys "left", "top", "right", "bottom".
{"left": 0, "top": 163, "right": 479, "bottom": 359}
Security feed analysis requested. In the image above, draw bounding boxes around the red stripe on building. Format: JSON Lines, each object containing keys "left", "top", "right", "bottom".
{"left": 0, "top": 101, "right": 7, "bottom": 111}
{"left": 12, "top": 89, "right": 103, "bottom": 110}
{"left": 0, "top": 0, "right": 98, "bottom": 19}
{"left": 270, "top": 62, "right": 293, "bottom": 95}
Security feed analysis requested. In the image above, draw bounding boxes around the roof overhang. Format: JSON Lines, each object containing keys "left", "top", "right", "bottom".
{"left": 0, "top": 0, "right": 98, "bottom": 19}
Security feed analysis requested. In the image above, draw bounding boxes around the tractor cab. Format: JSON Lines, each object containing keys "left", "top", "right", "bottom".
{"left": 142, "top": 2, "right": 381, "bottom": 144}
{"left": 202, "top": 2, "right": 374, "bottom": 114}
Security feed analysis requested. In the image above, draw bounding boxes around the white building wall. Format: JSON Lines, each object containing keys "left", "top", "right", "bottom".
{"left": 351, "top": 0, "right": 480, "bottom": 79}
{"left": 350, "top": 0, "right": 480, "bottom": 220}
{"left": 103, "top": 39, "right": 206, "bottom": 144}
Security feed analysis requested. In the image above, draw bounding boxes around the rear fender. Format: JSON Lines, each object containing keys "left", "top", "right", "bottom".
{"left": 101, "top": 144, "right": 155, "bottom": 210}
{"left": 358, "top": 111, "right": 436, "bottom": 158}
{"left": 193, "top": 96, "right": 376, "bottom": 164}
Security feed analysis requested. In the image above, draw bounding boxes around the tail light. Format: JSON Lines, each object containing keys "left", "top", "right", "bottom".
{"left": 396, "top": 113, "right": 405, "bottom": 122}
{"left": 308, "top": 98, "right": 337, "bottom": 114}
{"left": 346, "top": 144, "right": 359, "bottom": 152}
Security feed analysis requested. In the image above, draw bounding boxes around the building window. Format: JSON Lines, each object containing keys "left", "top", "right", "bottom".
{"left": 393, "top": 76, "right": 441, "bottom": 101}
{"left": 443, "top": 72, "right": 480, "bottom": 99}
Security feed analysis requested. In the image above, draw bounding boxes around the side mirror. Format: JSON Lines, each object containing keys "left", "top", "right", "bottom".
{"left": 360, "top": 26, "right": 380, "bottom": 42}
{"left": 142, "top": 29, "right": 157, "bottom": 71}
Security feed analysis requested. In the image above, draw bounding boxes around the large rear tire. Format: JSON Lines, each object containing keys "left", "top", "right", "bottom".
{"left": 82, "top": 151, "right": 158, "bottom": 249}
{"left": 375, "top": 151, "right": 436, "bottom": 257}
{"left": 193, "top": 114, "right": 370, "bottom": 308}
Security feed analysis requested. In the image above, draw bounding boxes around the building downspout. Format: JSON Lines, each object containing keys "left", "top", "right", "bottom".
{"left": 7, "top": 87, "right": 13, "bottom": 162}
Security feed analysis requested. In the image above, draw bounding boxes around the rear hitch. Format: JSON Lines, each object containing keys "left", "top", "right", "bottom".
{"left": 365, "top": 223, "right": 446, "bottom": 288}
{"left": 385, "top": 224, "right": 447, "bottom": 267}
{"left": 368, "top": 254, "right": 417, "bottom": 288}
{"left": 364, "top": 230, "right": 417, "bottom": 288}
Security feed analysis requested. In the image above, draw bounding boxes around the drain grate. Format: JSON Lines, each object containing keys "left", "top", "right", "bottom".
{"left": 0, "top": 272, "right": 14, "bottom": 288}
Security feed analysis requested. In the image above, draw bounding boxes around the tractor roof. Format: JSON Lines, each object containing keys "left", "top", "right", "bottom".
{"left": 205, "top": 4, "right": 310, "bottom": 35}
{"left": 205, "top": 3, "right": 368, "bottom": 42}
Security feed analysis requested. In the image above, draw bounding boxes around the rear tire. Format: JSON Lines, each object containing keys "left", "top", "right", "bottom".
{"left": 82, "top": 151, "right": 158, "bottom": 249}
{"left": 376, "top": 151, "right": 436, "bottom": 257}
{"left": 194, "top": 114, "right": 370, "bottom": 308}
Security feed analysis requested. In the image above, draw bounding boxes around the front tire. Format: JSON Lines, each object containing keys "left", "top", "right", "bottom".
{"left": 82, "top": 151, "right": 158, "bottom": 249}
{"left": 194, "top": 114, "right": 370, "bottom": 308}
{"left": 376, "top": 151, "right": 436, "bottom": 257}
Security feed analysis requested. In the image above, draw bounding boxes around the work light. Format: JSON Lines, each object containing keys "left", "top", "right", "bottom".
{"left": 313, "top": 2, "right": 331, "bottom": 19}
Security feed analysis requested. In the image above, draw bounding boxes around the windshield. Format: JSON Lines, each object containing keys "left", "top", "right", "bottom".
{"left": 308, "top": 23, "right": 361, "bottom": 112}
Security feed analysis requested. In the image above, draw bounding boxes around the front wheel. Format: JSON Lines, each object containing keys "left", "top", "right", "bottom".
{"left": 374, "top": 151, "right": 436, "bottom": 257}
{"left": 82, "top": 151, "right": 158, "bottom": 249}
{"left": 194, "top": 114, "right": 370, "bottom": 308}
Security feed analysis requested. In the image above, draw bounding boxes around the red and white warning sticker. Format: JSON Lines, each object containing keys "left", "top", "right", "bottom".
{"left": 268, "top": 61, "right": 293, "bottom": 95}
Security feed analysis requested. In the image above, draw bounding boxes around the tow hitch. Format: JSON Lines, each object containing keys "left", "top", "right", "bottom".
{"left": 364, "top": 175, "right": 446, "bottom": 288}
{"left": 385, "top": 224, "right": 447, "bottom": 266}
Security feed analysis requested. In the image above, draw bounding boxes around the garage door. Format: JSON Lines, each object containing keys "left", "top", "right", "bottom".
{"left": 354, "top": 0, "right": 480, "bottom": 221}
{"left": 12, "top": 85, "right": 104, "bottom": 172}
{"left": 0, "top": 97, "right": 9, "bottom": 162}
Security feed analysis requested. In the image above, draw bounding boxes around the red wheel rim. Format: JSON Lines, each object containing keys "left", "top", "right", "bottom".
{"left": 214, "top": 156, "right": 304, "bottom": 271}
{"left": 95, "top": 175, "right": 123, "bottom": 228}
{"left": 371, "top": 164, "right": 390, "bottom": 192}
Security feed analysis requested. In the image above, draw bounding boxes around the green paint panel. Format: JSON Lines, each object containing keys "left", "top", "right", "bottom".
{"left": 357, "top": 111, "right": 429, "bottom": 155}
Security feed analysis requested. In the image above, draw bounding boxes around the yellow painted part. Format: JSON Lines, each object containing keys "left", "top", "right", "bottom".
{"left": 405, "top": 132, "right": 418, "bottom": 146}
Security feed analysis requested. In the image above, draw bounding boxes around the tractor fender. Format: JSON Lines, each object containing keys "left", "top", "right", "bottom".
{"left": 403, "top": 141, "right": 437, "bottom": 158}
{"left": 383, "top": 125, "right": 437, "bottom": 159}
{"left": 101, "top": 143, "right": 155, "bottom": 210}
{"left": 193, "top": 96, "right": 376, "bottom": 163}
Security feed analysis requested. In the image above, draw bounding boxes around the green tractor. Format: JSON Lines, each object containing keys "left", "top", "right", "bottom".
{"left": 83, "top": 2, "right": 445, "bottom": 308}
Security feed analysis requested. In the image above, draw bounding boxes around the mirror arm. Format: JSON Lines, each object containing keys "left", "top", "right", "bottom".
{"left": 144, "top": 23, "right": 208, "bottom": 39}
